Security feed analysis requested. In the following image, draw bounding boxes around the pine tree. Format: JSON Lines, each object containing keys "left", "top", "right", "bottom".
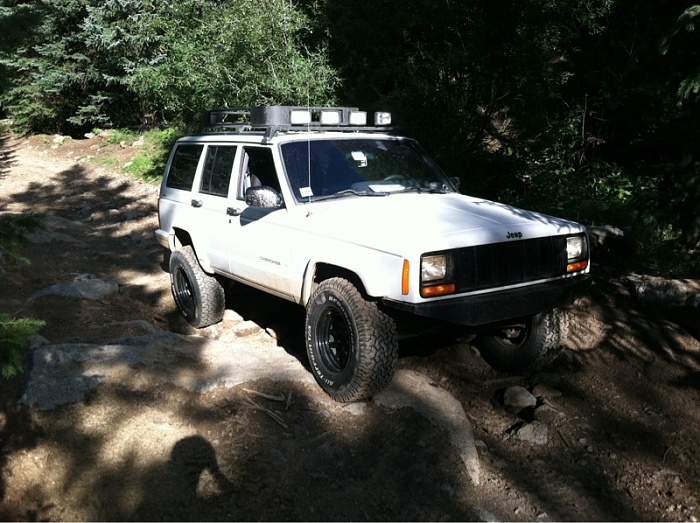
{"left": 660, "top": 5, "right": 700, "bottom": 105}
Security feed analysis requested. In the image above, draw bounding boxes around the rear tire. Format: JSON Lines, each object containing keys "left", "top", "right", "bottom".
{"left": 305, "top": 278, "right": 398, "bottom": 402}
{"left": 475, "top": 309, "right": 569, "bottom": 372}
{"left": 169, "top": 245, "right": 225, "bottom": 328}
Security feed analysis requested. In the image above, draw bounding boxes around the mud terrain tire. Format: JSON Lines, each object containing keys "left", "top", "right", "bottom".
{"left": 476, "top": 309, "right": 569, "bottom": 372}
{"left": 306, "top": 278, "right": 398, "bottom": 402}
{"left": 169, "top": 245, "right": 225, "bottom": 328}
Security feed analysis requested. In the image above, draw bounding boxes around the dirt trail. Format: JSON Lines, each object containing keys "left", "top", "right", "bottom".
{"left": 1, "top": 132, "right": 700, "bottom": 521}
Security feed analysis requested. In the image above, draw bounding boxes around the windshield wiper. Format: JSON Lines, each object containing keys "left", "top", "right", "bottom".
{"left": 399, "top": 186, "right": 450, "bottom": 194}
{"left": 312, "top": 189, "right": 389, "bottom": 201}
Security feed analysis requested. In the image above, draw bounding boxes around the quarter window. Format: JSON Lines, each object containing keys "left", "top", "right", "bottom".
{"left": 166, "top": 144, "right": 203, "bottom": 191}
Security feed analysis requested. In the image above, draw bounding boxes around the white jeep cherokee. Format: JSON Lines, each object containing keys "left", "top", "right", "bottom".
{"left": 156, "top": 106, "right": 590, "bottom": 402}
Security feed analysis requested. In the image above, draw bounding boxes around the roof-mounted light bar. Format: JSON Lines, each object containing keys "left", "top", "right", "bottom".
{"left": 201, "top": 105, "right": 394, "bottom": 140}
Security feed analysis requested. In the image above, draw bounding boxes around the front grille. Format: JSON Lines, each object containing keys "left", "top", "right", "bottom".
{"left": 452, "top": 236, "right": 568, "bottom": 293}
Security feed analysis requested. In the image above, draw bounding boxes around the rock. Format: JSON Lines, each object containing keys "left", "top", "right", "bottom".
{"left": 223, "top": 309, "right": 244, "bottom": 322}
{"left": 511, "top": 421, "right": 549, "bottom": 445}
{"left": 503, "top": 386, "right": 537, "bottom": 409}
{"left": 27, "top": 333, "right": 50, "bottom": 350}
{"left": 627, "top": 274, "right": 700, "bottom": 308}
{"left": 22, "top": 331, "right": 315, "bottom": 410}
{"left": 588, "top": 225, "right": 632, "bottom": 264}
{"left": 341, "top": 403, "right": 366, "bottom": 416}
{"left": 232, "top": 320, "right": 262, "bottom": 337}
{"left": 374, "top": 369, "right": 481, "bottom": 484}
{"left": 30, "top": 275, "right": 119, "bottom": 300}
{"left": 532, "top": 383, "right": 562, "bottom": 399}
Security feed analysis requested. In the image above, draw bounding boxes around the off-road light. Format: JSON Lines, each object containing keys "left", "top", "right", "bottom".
{"left": 349, "top": 111, "right": 367, "bottom": 126}
{"left": 374, "top": 112, "right": 392, "bottom": 126}
{"left": 421, "top": 254, "right": 447, "bottom": 282}
{"left": 290, "top": 110, "right": 311, "bottom": 125}
{"left": 321, "top": 110, "right": 341, "bottom": 125}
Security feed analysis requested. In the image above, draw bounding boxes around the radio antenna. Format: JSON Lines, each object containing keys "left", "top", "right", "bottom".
{"left": 306, "top": 84, "right": 312, "bottom": 203}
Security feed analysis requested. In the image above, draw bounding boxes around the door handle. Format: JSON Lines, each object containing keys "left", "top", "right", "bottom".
{"left": 227, "top": 207, "right": 243, "bottom": 216}
{"left": 191, "top": 199, "right": 203, "bottom": 208}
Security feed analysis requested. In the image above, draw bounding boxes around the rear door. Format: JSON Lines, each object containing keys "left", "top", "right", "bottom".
{"left": 159, "top": 142, "right": 205, "bottom": 246}
{"left": 190, "top": 144, "right": 239, "bottom": 273}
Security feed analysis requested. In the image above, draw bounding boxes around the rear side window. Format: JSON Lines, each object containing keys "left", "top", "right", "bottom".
{"left": 166, "top": 144, "right": 204, "bottom": 190}
{"left": 200, "top": 146, "right": 237, "bottom": 197}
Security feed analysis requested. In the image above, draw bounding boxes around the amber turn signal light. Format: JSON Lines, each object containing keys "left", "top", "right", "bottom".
{"left": 420, "top": 283, "right": 456, "bottom": 297}
{"left": 567, "top": 261, "right": 588, "bottom": 273}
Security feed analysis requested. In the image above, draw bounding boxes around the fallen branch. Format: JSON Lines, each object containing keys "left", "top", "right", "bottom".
{"left": 240, "top": 395, "right": 289, "bottom": 430}
{"left": 242, "top": 388, "right": 285, "bottom": 402}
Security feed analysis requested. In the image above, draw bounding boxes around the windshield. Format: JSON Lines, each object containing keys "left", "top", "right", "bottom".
{"left": 280, "top": 138, "right": 455, "bottom": 202}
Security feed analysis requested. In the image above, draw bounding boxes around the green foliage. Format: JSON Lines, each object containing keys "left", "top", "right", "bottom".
{"left": 128, "top": 0, "right": 337, "bottom": 128}
{"left": 0, "top": 314, "right": 45, "bottom": 378}
{"left": 629, "top": 223, "right": 700, "bottom": 277}
{"left": 104, "top": 129, "right": 140, "bottom": 146}
{"left": 123, "top": 128, "right": 184, "bottom": 181}
{"left": 1, "top": 0, "right": 337, "bottom": 133}
{"left": 0, "top": 212, "right": 45, "bottom": 276}
{"left": 0, "top": 212, "right": 45, "bottom": 378}
{"left": 660, "top": 5, "right": 700, "bottom": 105}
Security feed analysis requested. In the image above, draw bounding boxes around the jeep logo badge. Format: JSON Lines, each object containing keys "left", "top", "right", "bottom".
{"left": 506, "top": 231, "right": 523, "bottom": 239}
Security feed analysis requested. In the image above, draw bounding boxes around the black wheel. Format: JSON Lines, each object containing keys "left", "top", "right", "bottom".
{"left": 305, "top": 278, "right": 398, "bottom": 402}
{"left": 475, "top": 309, "right": 569, "bottom": 372}
{"left": 169, "top": 245, "right": 225, "bottom": 328}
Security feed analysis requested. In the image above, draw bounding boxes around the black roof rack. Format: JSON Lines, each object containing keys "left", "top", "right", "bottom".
{"left": 200, "top": 105, "right": 393, "bottom": 142}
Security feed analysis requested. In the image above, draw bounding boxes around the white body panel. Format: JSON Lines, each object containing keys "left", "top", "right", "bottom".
{"left": 157, "top": 131, "right": 589, "bottom": 309}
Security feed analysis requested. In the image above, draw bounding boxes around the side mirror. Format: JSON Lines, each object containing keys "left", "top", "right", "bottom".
{"left": 245, "top": 186, "right": 283, "bottom": 209}
{"left": 449, "top": 176, "right": 461, "bottom": 193}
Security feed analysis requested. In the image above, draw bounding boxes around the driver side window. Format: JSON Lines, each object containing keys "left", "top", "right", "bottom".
{"left": 238, "top": 147, "right": 281, "bottom": 200}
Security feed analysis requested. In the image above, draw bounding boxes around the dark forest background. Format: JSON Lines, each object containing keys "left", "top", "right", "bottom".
{"left": 1, "top": 0, "right": 699, "bottom": 276}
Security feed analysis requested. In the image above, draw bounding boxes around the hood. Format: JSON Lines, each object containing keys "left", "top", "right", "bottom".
{"left": 298, "top": 192, "right": 585, "bottom": 255}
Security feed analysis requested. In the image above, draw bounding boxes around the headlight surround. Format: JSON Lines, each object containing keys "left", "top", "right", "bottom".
{"left": 421, "top": 254, "right": 447, "bottom": 282}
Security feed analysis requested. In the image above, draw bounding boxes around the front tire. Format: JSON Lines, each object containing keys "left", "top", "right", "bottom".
{"left": 475, "top": 309, "right": 569, "bottom": 372}
{"left": 169, "top": 245, "right": 225, "bottom": 328}
{"left": 305, "top": 278, "right": 398, "bottom": 402}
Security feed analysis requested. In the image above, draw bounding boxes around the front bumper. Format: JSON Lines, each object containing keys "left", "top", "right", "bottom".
{"left": 383, "top": 275, "right": 591, "bottom": 327}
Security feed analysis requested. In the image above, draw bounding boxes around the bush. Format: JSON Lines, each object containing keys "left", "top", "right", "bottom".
{"left": 123, "top": 128, "right": 184, "bottom": 181}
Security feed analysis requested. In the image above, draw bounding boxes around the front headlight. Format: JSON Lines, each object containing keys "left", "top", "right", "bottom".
{"left": 566, "top": 235, "right": 585, "bottom": 260}
{"left": 566, "top": 234, "right": 589, "bottom": 272}
{"left": 421, "top": 255, "right": 447, "bottom": 282}
{"left": 420, "top": 253, "right": 456, "bottom": 297}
